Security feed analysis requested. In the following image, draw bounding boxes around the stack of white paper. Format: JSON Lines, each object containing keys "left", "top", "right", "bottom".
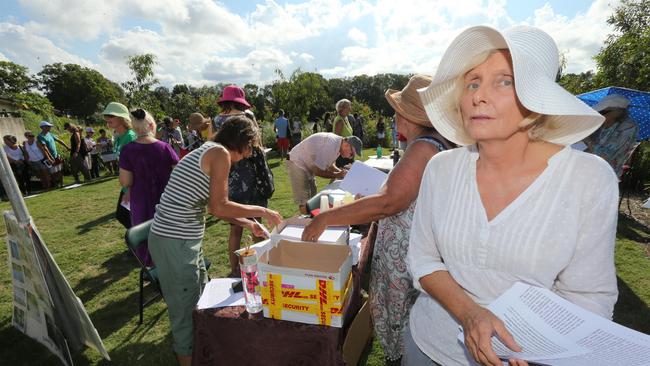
{"left": 459, "top": 283, "right": 650, "bottom": 365}
{"left": 196, "top": 278, "right": 245, "bottom": 310}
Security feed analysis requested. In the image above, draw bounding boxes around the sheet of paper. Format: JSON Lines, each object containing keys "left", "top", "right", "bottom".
{"left": 280, "top": 225, "right": 346, "bottom": 243}
{"left": 339, "top": 161, "right": 388, "bottom": 196}
{"left": 459, "top": 282, "right": 650, "bottom": 365}
{"left": 363, "top": 157, "right": 394, "bottom": 172}
{"left": 196, "top": 278, "right": 245, "bottom": 310}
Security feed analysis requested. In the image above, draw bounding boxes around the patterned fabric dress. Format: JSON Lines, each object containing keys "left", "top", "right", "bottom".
{"left": 370, "top": 202, "right": 419, "bottom": 361}
{"left": 369, "top": 135, "right": 447, "bottom": 361}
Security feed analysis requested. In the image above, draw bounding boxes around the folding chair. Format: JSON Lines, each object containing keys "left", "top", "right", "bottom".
{"left": 124, "top": 219, "right": 162, "bottom": 325}
{"left": 618, "top": 142, "right": 641, "bottom": 216}
{"left": 124, "top": 219, "right": 212, "bottom": 324}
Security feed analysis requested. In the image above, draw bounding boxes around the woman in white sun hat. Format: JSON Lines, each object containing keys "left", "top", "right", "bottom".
{"left": 405, "top": 25, "right": 619, "bottom": 366}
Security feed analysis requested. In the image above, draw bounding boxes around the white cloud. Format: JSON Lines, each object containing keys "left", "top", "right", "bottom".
{"left": 348, "top": 27, "right": 367, "bottom": 45}
{"left": 18, "top": 0, "right": 120, "bottom": 41}
{"left": 0, "top": 52, "right": 8, "bottom": 61}
{"left": 298, "top": 53, "right": 314, "bottom": 62}
{"left": 527, "top": 0, "right": 619, "bottom": 73}
{"left": 2, "top": 0, "right": 619, "bottom": 86}
{"left": 0, "top": 22, "right": 95, "bottom": 73}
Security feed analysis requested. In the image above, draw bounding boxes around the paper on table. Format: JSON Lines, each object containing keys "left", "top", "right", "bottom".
{"left": 459, "top": 282, "right": 650, "bottom": 365}
{"left": 196, "top": 278, "right": 246, "bottom": 310}
{"left": 280, "top": 225, "right": 346, "bottom": 243}
{"left": 340, "top": 161, "right": 388, "bottom": 196}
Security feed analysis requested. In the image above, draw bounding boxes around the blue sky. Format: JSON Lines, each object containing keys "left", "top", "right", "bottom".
{"left": 0, "top": 0, "right": 619, "bottom": 87}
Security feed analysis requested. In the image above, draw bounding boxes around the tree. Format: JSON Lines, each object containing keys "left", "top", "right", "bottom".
{"left": 593, "top": 0, "right": 650, "bottom": 90}
{"left": 558, "top": 71, "right": 596, "bottom": 95}
{"left": 0, "top": 61, "right": 34, "bottom": 95}
{"left": 122, "top": 54, "right": 159, "bottom": 106}
{"left": 37, "top": 63, "right": 124, "bottom": 118}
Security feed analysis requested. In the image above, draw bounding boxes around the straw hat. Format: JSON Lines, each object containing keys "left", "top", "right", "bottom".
{"left": 189, "top": 112, "right": 210, "bottom": 129}
{"left": 418, "top": 25, "right": 604, "bottom": 146}
{"left": 385, "top": 75, "right": 433, "bottom": 127}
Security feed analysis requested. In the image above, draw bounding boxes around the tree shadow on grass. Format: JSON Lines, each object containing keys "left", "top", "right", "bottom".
{"left": 0, "top": 326, "right": 67, "bottom": 366}
{"left": 613, "top": 276, "right": 650, "bottom": 334}
{"left": 87, "top": 287, "right": 163, "bottom": 340}
{"left": 96, "top": 332, "right": 175, "bottom": 365}
{"left": 75, "top": 212, "right": 117, "bottom": 235}
{"left": 74, "top": 251, "right": 135, "bottom": 304}
{"left": 617, "top": 213, "right": 650, "bottom": 245}
{"left": 268, "top": 161, "right": 281, "bottom": 169}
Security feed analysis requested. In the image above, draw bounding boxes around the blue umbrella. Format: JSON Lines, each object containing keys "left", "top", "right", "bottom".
{"left": 577, "top": 86, "right": 650, "bottom": 141}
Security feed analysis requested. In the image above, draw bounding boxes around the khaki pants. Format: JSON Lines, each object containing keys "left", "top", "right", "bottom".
{"left": 285, "top": 160, "right": 317, "bottom": 205}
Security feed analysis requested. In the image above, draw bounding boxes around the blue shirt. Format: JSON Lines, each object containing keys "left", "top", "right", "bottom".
{"left": 274, "top": 117, "right": 289, "bottom": 138}
{"left": 38, "top": 132, "right": 57, "bottom": 158}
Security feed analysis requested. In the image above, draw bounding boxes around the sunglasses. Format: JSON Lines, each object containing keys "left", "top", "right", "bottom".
{"left": 130, "top": 108, "right": 145, "bottom": 120}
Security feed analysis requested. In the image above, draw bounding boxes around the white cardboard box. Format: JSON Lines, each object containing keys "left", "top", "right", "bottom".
{"left": 270, "top": 217, "right": 348, "bottom": 245}
{"left": 258, "top": 240, "right": 353, "bottom": 327}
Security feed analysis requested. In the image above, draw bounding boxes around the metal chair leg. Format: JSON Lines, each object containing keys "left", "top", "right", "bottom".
{"left": 139, "top": 269, "right": 144, "bottom": 325}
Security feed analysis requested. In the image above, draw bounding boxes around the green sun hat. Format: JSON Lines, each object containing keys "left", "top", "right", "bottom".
{"left": 101, "top": 102, "right": 130, "bottom": 120}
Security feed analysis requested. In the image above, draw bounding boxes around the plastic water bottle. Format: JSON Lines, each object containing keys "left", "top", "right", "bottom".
{"left": 376, "top": 145, "right": 383, "bottom": 158}
{"left": 238, "top": 249, "right": 262, "bottom": 314}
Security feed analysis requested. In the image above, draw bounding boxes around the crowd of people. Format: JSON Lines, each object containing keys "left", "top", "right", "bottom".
{"left": 2, "top": 23, "right": 641, "bottom": 366}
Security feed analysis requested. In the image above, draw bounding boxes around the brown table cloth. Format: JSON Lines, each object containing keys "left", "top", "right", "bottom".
{"left": 192, "top": 270, "right": 362, "bottom": 366}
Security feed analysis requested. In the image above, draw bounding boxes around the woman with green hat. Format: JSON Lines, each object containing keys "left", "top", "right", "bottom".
{"left": 102, "top": 101, "right": 137, "bottom": 228}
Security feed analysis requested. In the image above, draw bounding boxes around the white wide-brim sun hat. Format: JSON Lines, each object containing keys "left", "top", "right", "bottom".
{"left": 418, "top": 25, "right": 605, "bottom": 146}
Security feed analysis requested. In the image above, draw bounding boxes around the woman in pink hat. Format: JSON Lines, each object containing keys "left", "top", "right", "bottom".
{"left": 213, "top": 85, "right": 274, "bottom": 277}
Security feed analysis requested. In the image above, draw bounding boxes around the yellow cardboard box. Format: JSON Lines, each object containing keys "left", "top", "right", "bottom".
{"left": 258, "top": 240, "right": 353, "bottom": 327}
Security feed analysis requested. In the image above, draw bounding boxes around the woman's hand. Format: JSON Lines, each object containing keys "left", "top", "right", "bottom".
{"left": 461, "top": 306, "right": 521, "bottom": 366}
{"left": 263, "top": 208, "right": 283, "bottom": 227}
{"left": 508, "top": 358, "right": 529, "bottom": 366}
{"left": 249, "top": 221, "right": 269, "bottom": 238}
{"left": 301, "top": 215, "right": 327, "bottom": 242}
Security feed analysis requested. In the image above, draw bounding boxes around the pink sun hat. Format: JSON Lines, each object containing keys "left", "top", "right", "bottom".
{"left": 218, "top": 85, "right": 251, "bottom": 108}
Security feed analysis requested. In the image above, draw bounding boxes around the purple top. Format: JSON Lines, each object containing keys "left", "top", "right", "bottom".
{"left": 120, "top": 140, "right": 179, "bottom": 266}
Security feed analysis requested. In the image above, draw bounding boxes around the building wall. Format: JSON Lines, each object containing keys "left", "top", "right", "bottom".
{"left": 0, "top": 117, "right": 27, "bottom": 143}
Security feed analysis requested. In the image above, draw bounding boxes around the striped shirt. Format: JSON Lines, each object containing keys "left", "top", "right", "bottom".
{"left": 151, "top": 141, "right": 220, "bottom": 239}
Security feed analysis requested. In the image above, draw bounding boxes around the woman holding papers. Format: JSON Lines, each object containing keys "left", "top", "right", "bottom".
{"left": 148, "top": 116, "right": 282, "bottom": 366}
{"left": 302, "top": 75, "right": 452, "bottom": 363}
{"left": 405, "top": 26, "right": 618, "bottom": 366}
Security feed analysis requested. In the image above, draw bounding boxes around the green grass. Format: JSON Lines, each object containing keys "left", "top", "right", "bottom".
{"left": 0, "top": 150, "right": 648, "bottom": 365}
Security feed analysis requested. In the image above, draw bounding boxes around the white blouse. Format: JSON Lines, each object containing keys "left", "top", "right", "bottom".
{"left": 407, "top": 145, "right": 619, "bottom": 366}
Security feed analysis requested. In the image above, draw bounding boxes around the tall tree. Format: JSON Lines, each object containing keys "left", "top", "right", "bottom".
{"left": 0, "top": 61, "right": 33, "bottom": 95}
{"left": 122, "top": 54, "right": 159, "bottom": 107}
{"left": 37, "top": 63, "right": 124, "bottom": 118}
{"left": 593, "top": 0, "right": 650, "bottom": 90}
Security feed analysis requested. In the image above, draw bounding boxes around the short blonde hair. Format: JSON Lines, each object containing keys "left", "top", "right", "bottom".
{"left": 131, "top": 109, "right": 156, "bottom": 135}
{"left": 448, "top": 49, "right": 558, "bottom": 142}
{"left": 335, "top": 99, "right": 351, "bottom": 113}
{"left": 117, "top": 116, "right": 133, "bottom": 131}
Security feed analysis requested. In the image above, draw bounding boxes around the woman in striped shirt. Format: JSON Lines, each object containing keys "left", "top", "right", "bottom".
{"left": 148, "top": 115, "right": 282, "bottom": 366}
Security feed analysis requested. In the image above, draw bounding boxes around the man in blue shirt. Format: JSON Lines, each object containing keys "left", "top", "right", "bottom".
{"left": 273, "top": 109, "right": 290, "bottom": 160}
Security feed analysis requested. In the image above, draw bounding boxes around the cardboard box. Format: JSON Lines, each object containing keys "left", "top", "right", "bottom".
{"left": 270, "top": 217, "right": 348, "bottom": 245}
{"left": 343, "top": 294, "right": 373, "bottom": 366}
{"left": 258, "top": 240, "right": 353, "bottom": 327}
